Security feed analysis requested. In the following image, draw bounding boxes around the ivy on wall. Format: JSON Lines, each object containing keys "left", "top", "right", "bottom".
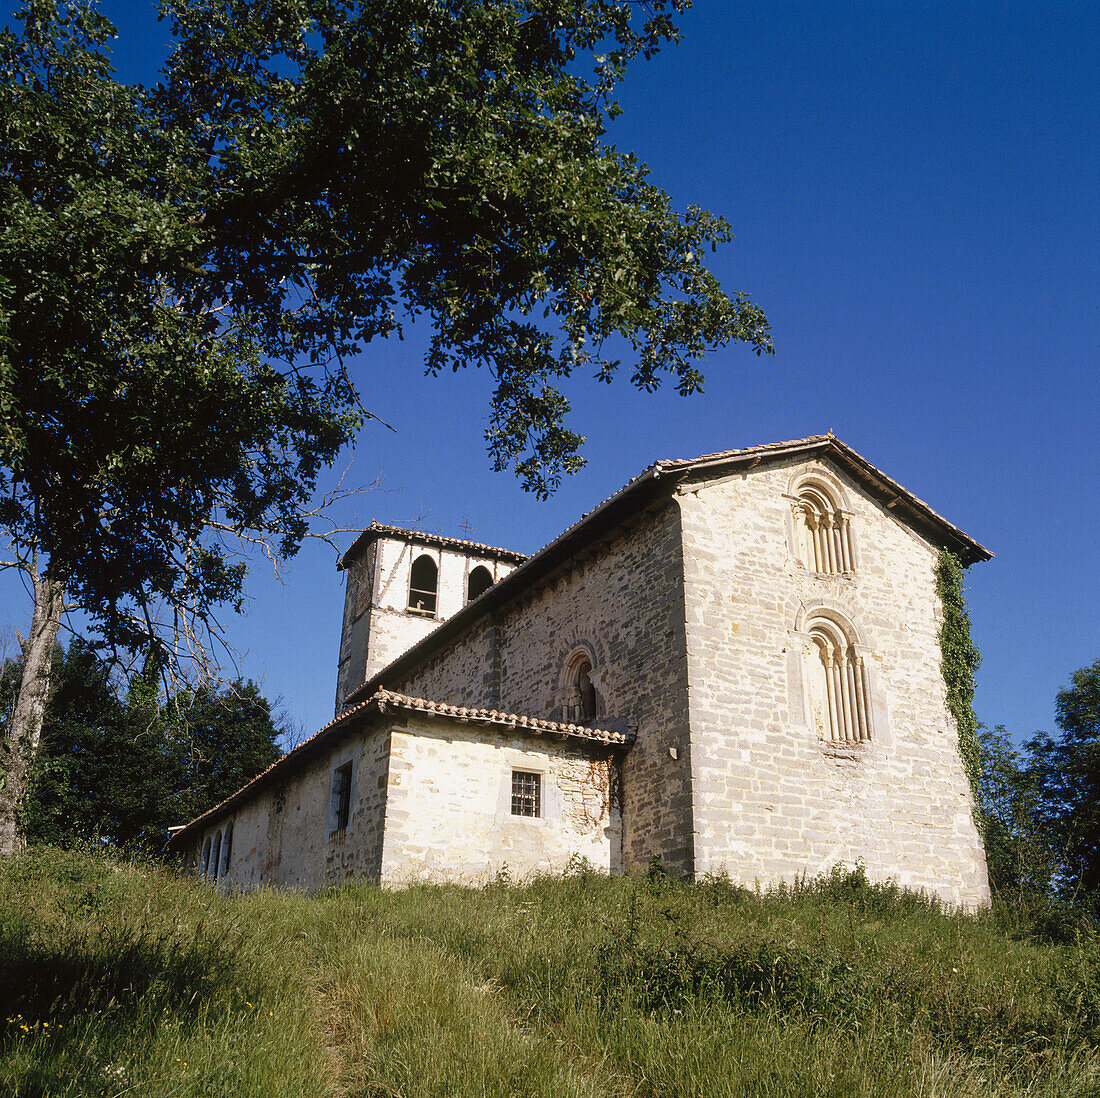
{"left": 935, "top": 550, "right": 983, "bottom": 828}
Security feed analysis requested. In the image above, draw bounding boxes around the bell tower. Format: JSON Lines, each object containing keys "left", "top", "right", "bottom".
{"left": 334, "top": 523, "right": 526, "bottom": 713}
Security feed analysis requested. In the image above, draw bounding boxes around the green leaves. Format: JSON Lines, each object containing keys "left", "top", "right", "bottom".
{"left": 4, "top": 640, "right": 283, "bottom": 852}
{"left": 2, "top": 0, "right": 769, "bottom": 653}
{"left": 935, "top": 550, "right": 982, "bottom": 820}
{"left": 153, "top": 0, "right": 770, "bottom": 493}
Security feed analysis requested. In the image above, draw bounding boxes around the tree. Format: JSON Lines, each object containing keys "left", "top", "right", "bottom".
{"left": 1027, "top": 659, "right": 1100, "bottom": 900}
{"left": 3, "top": 640, "right": 282, "bottom": 852}
{"left": 0, "top": 0, "right": 771, "bottom": 853}
{"left": 977, "top": 724, "right": 1060, "bottom": 899}
{"left": 166, "top": 679, "right": 284, "bottom": 827}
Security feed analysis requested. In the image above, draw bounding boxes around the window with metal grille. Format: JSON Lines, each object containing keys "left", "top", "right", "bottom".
{"left": 511, "top": 771, "right": 541, "bottom": 817}
{"left": 332, "top": 762, "right": 353, "bottom": 834}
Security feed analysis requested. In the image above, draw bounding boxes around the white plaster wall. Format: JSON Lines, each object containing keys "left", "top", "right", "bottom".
{"left": 678, "top": 456, "right": 990, "bottom": 907}
{"left": 380, "top": 716, "right": 621, "bottom": 883}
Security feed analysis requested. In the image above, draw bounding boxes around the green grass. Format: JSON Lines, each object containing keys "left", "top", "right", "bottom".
{"left": 2, "top": 850, "right": 1099, "bottom": 1097}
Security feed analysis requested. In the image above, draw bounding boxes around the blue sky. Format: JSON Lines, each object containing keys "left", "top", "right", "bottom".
{"left": 2, "top": 1, "right": 1097, "bottom": 744}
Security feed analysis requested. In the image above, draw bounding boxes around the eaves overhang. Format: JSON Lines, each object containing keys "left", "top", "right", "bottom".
{"left": 340, "top": 522, "right": 528, "bottom": 570}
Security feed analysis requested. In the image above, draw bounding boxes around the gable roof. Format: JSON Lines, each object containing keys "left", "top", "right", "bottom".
{"left": 342, "top": 435, "right": 990, "bottom": 710}
{"left": 661, "top": 435, "right": 993, "bottom": 565}
{"left": 166, "top": 689, "right": 631, "bottom": 850}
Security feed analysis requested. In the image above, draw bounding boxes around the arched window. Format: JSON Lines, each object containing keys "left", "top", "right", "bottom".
{"left": 467, "top": 565, "right": 493, "bottom": 603}
{"left": 219, "top": 822, "right": 233, "bottom": 878}
{"left": 795, "top": 483, "right": 853, "bottom": 574}
{"left": 200, "top": 836, "right": 212, "bottom": 877}
{"left": 210, "top": 829, "right": 223, "bottom": 879}
{"left": 564, "top": 654, "right": 598, "bottom": 722}
{"left": 805, "top": 618, "right": 873, "bottom": 744}
{"left": 408, "top": 554, "right": 438, "bottom": 616}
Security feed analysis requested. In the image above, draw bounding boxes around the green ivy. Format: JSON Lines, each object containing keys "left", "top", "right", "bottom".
{"left": 935, "top": 550, "right": 983, "bottom": 829}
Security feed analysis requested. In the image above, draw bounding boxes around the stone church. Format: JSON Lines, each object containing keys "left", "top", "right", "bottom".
{"left": 168, "top": 435, "right": 992, "bottom": 907}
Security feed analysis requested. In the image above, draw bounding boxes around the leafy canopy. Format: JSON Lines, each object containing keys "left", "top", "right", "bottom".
{"left": 978, "top": 658, "right": 1100, "bottom": 911}
{"left": 1028, "top": 659, "right": 1100, "bottom": 899}
{"left": 0, "top": 0, "right": 768, "bottom": 662}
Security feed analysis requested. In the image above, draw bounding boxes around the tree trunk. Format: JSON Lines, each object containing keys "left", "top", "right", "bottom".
{"left": 0, "top": 568, "right": 64, "bottom": 856}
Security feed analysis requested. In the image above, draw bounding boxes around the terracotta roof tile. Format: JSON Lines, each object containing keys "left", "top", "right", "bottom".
{"left": 373, "top": 689, "right": 631, "bottom": 745}
{"left": 341, "top": 522, "right": 527, "bottom": 569}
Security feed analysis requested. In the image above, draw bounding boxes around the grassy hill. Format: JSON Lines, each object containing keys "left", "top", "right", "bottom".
{"left": 1, "top": 849, "right": 1098, "bottom": 1097}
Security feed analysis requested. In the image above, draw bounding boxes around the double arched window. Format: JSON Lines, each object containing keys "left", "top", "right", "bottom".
{"left": 805, "top": 617, "right": 873, "bottom": 744}
{"left": 200, "top": 823, "right": 233, "bottom": 881}
{"left": 794, "top": 481, "right": 854, "bottom": 575}
{"left": 408, "top": 554, "right": 438, "bottom": 616}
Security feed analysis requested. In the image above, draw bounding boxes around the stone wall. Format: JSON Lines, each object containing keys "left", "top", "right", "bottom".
{"left": 391, "top": 503, "right": 697, "bottom": 876}
{"left": 187, "top": 724, "right": 392, "bottom": 891}
{"left": 380, "top": 714, "right": 621, "bottom": 882}
{"left": 180, "top": 712, "right": 622, "bottom": 890}
{"left": 678, "top": 455, "right": 990, "bottom": 907}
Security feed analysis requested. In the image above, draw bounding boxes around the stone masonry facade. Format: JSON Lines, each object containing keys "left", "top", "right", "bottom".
{"left": 171, "top": 437, "right": 991, "bottom": 908}
{"left": 678, "top": 457, "right": 989, "bottom": 905}
{"left": 335, "top": 524, "right": 525, "bottom": 710}
{"left": 390, "top": 501, "right": 695, "bottom": 873}
{"left": 178, "top": 698, "right": 626, "bottom": 890}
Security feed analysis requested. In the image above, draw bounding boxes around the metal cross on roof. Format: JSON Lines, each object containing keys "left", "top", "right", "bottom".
{"left": 457, "top": 518, "right": 476, "bottom": 540}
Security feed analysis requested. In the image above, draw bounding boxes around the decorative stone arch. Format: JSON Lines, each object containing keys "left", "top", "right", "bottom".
{"left": 553, "top": 637, "right": 610, "bottom": 722}
{"left": 789, "top": 603, "right": 890, "bottom": 747}
{"left": 791, "top": 599, "right": 863, "bottom": 640}
{"left": 785, "top": 467, "right": 858, "bottom": 575}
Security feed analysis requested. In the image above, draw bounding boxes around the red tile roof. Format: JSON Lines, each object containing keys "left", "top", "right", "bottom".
{"left": 166, "top": 689, "right": 630, "bottom": 849}
{"left": 340, "top": 522, "right": 528, "bottom": 569}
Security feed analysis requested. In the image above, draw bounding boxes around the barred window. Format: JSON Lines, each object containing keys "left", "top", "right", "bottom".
{"left": 331, "top": 762, "right": 353, "bottom": 834}
{"left": 511, "top": 771, "right": 541, "bottom": 817}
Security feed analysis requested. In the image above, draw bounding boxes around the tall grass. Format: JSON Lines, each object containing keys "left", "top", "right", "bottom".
{"left": 2, "top": 850, "right": 1098, "bottom": 1096}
